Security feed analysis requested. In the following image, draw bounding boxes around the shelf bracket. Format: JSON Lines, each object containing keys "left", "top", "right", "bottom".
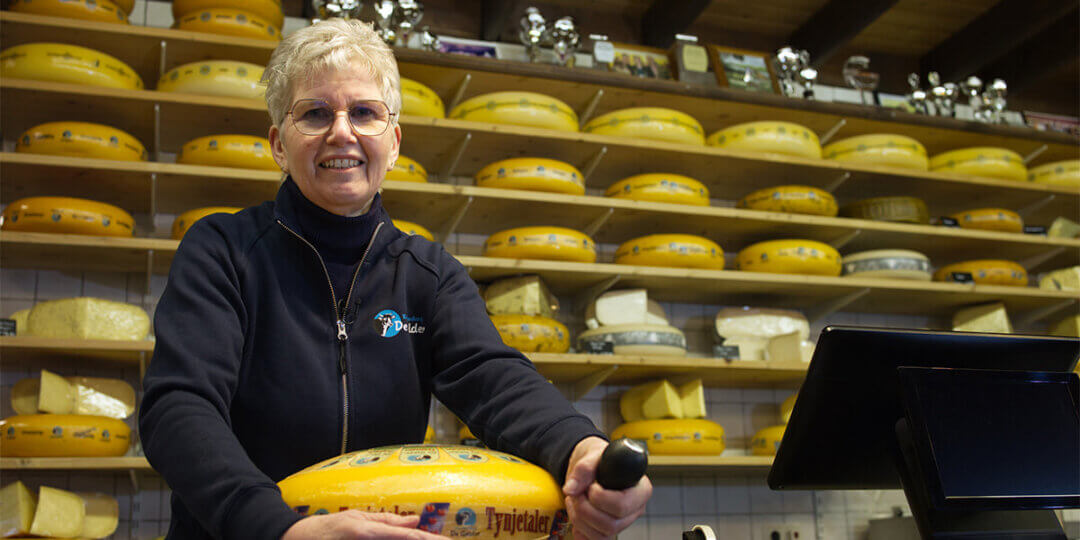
{"left": 829, "top": 229, "right": 861, "bottom": 250}
{"left": 148, "top": 172, "right": 158, "bottom": 236}
{"left": 825, "top": 172, "right": 852, "bottom": 193}
{"left": 578, "top": 89, "right": 605, "bottom": 128}
{"left": 1023, "top": 144, "right": 1048, "bottom": 165}
{"left": 1016, "top": 299, "right": 1077, "bottom": 329}
{"left": 583, "top": 208, "right": 614, "bottom": 238}
{"left": 440, "top": 133, "right": 472, "bottom": 182}
{"left": 807, "top": 288, "right": 870, "bottom": 324}
{"left": 144, "top": 250, "right": 154, "bottom": 307}
{"left": 446, "top": 73, "right": 472, "bottom": 112}
{"left": 1016, "top": 194, "right": 1055, "bottom": 218}
{"left": 576, "top": 275, "right": 622, "bottom": 310}
{"left": 579, "top": 146, "right": 608, "bottom": 182}
{"left": 437, "top": 196, "right": 473, "bottom": 243}
{"left": 571, "top": 365, "right": 619, "bottom": 401}
{"left": 158, "top": 40, "right": 168, "bottom": 79}
{"left": 818, "top": 119, "right": 847, "bottom": 146}
{"left": 1020, "top": 246, "right": 1065, "bottom": 271}
{"left": 153, "top": 103, "right": 162, "bottom": 162}
{"left": 128, "top": 468, "right": 140, "bottom": 492}
{"left": 139, "top": 351, "right": 148, "bottom": 381}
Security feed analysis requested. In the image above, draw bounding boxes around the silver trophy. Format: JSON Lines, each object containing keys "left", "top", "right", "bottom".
{"left": 373, "top": 0, "right": 396, "bottom": 44}
{"left": 987, "top": 78, "right": 1007, "bottom": 124}
{"left": 519, "top": 6, "right": 547, "bottom": 63}
{"left": 961, "top": 75, "right": 987, "bottom": 121}
{"left": 843, "top": 55, "right": 879, "bottom": 105}
{"left": 774, "top": 46, "right": 803, "bottom": 97}
{"left": 907, "top": 73, "right": 929, "bottom": 114}
{"left": 799, "top": 66, "right": 818, "bottom": 99}
{"left": 546, "top": 16, "right": 579, "bottom": 67}
{"left": 394, "top": 0, "right": 423, "bottom": 47}
{"left": 418, "top": 25, "right": 440, "bottom": 51}
{"left": 927, "top": 72, "right": 958, "bottom": 117}
{"left": 310, "top": 0, "right": 362, "bottom": 22}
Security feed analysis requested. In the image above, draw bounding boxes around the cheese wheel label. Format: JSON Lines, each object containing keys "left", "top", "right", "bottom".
{"left": 843, "top": 256, "right": 930, "bottom": 275}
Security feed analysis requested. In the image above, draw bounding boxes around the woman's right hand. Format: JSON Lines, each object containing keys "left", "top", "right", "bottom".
{"left": 281, "top": 511, "right": 447, "bottom": 539}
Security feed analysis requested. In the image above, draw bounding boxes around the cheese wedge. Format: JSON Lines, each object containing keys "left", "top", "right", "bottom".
{"left": 29, "top": 486, "right": 85, "bottom": 538}
{"left": 714, "top": 307, "right": 810, "bottom": 340}
{"left": 638, "top": 380, "right": 682, "bottom": 419}
{"left": 483, "top": 275, "right": 559, "bottom": 318}
{"left": 77, "top": 493, "right": 119, "bottom": 539}
{"left": 1039, "top": 266, "right": 1080, "bottom": 291}
{"left": 1050, "top": 314, "right": 1080, "bottom": 337}
{"left": 38, "top": 369, "right": 75, "bottom": 414}
{"left": 766, "top": 332, "right": 803, "bottom": 364}
{"left": 11, "top": 378, "right": 40, "bottom": 415}
{"left": 1049, "top": 216, "right": 1080, "bottom": 239}
{"left": 953, "top": 302, "right": 1012, "bottom": 334}
{"left": 10, "top": 309, "right": 30, "bottom": 336}
{"left": 646, "top": 299, "right": 668, "bottom": 326}
{"left": 594, "top": 289, "right": 648, "bottom": 326}
{"left": 718, "top": 335, "right": 768, "bottom": 361}
{"left": 13, "top": 375, "right": 135, "bottom": 419}
{"left": 677, "top": 379, "right": 706, "bottom": 419}
{"left": 0, "top": 481, "right": 36, "bottom": 538}
{"left": 26, "top": 297, "right": 149, "bottom": 341}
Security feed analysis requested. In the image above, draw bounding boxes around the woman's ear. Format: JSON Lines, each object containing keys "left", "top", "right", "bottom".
{"left": 269, "top": 124, "right": 289, "bottom": 173}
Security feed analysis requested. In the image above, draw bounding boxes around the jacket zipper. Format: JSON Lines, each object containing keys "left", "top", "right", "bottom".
{"left": 277, "top": 219, "right": 384, "bottom": 455}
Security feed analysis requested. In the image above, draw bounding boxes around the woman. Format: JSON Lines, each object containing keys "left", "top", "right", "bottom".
{"left": 139, "top": 18, "right": 651, "bottom": 540}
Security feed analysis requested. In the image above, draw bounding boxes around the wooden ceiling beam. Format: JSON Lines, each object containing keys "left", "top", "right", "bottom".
{"left": 787, "top": 0, "right": 900, "bottom": 68}
{"left": 641, "top": 0, "right": 711, "bottom": 49}
{"left": 919, "top": 0, "right": 1078, "bottom": 82}
{"left": 978, "top": 7, "right": 1079, "bottom": 95}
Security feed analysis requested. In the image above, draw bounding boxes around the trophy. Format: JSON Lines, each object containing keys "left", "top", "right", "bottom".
{"left": 519, "top": 6, "right": 547, "bottom": 63}
{"left": 546, "top": 16, "right": 579, "bottom": 67}
{"left": 310, "top": 0, "right": 362, "bottom": 22}
{"left": 843, "top": 55, "right": 879, "bottom": 105}
{"left": 961, "top": 75, "right": 987, "bottom": 121}
{"left": 907, "top": 73, "right": 929, "bottom": 114}
{"left": 927, "top": 72, "right": 958, "bottom": 117}
{"left": 774, "top": 47, "right": 802, "bottom": 97}
{"left": 418, "top": 26, "right": 440, "bottom": 52}
{"left": 987, "top": 78, "right": 1007, "bottom": 124}
{"left": 799, "top": 66, "right": 817, "bottom": 99}
{"left": 394, "top": 0, "right": 423, "bottom": 47}
{"left": 373, "top": 0, "right": 396, "bottom": 44}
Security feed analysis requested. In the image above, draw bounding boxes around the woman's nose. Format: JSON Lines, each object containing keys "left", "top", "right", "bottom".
{"left": 325, "top": 110, "right": 357, "bottom": 142}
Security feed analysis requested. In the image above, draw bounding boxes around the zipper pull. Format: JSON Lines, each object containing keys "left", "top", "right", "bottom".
{"left": 337, "top": 320, "right": 348, "bottom": 341}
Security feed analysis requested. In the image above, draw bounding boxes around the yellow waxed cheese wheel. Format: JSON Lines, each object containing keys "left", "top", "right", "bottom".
{"left": 10, "top": 0, "right": 128, "bottom": 24}
{"left": 111, "top": 0, "right": 133, "bottom": 14}
{"left": 17, "top": 121, "right": 147, "bottom": 161}
{"left": 750, "top": 425, "right": 786, "bottom": 456}
{"left": 2, "top": 197, "right": 135, "bottom": 237}
{"left": 1, "top": 43, "right": 143, "bottom": 90}
{"left": 173, "top": 0, "right": 283, "bottom": 29}
{"left": 929, "top": 147, "right": 1027, "bottom": 182}
{"left": 393, "top": 220, "right": 434, "bottom": 241}
{"left": 0, "top": 414, "right": 130, "bottom": 457}
{"left": 604, "top": 173, "right": 709, "bottom": 206}
{"left": 707, "top": 121, "right": 821, "bottom": 159}
{"left": 583, "top": 107, "right": 705, "bottom": 146}
{"left": 450, "top": 91, "right": 578, "bottom": 132}
{"left": 489, "top": 314, "right": 570, "bottom": 353}
{"left": 387, "top": 155, "right": 428, "bottom": 183}
{"left": 475, "top": 157, "right": 585, "bottom": 195}
{"left": 577, "top": 324, "right": 687, "bottom": 356}
{"left": 176, "top": 134, "right": 277, "bottom": 170}
{"left": 822, "top": 134, "right": 928, "bottom": 170}
{"left": 483, "top": 226, "right": 596, "bottom": 263}
{"left": 934, "top": 259, "right": 1028, "bottom": 287}
{"left": 841, "top": 196, "right": 930, "bottom": 224}
{"left": 172, "top": 207, "right": 243, "bottom": 239}
{"left": 841, "top": 249, "right": 931, "bottom": 281}
{"left": 949, "top": 208, "right": 1023, "bottom": 233}
{"left": 614, "top": 234, "right": 724, "bottom": 270}
{"left": 611, "top": 419, "right": 724, "bottom": 455}
{"left": 736, "top": 239, "right": 842, "bottom": 276}
{"left": 157, "top": 60, "right": 265, "bottom": 99}
{"left": 176, "top": 9, "right": 281, "bottom": 41}
{"left": 780, "top": 393, "right": 797, "bottom": 424}
{"left": 400, "top": 78, "right": 445, "bottom": 118}
{"left": 1028, "top": 160, "right": 1080, "bottom": 188}
{"left": 278, "top": 444, "right": 569, "bottom": 539}
{"left": 737, "top": 185, "right": 837, "bottom": 216}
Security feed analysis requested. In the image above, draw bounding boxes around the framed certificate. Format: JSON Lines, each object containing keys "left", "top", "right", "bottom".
{"left": 708, "top": 45, "right": 778, "bottom": 94}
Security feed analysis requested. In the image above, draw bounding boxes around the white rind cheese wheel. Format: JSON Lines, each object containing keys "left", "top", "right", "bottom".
{"left": 157, "top": 60, "right": 265, "bottom": 99}
{"left": 714, "top": 307, "right": 810, "bottom": 341}
{"left": 934, "top": 259, "right": 1028, "bottom": 287}
{"left": 949, "top": 208, "right": 1023, "bottom": 233}
{"left": 475, "top": 157, "right": 585, "bottom": 195}
{"left": 583, "top": 107, "right": 705, "bottom": 146}
{"left": 0, "top": 414, "right": 131, "bottom": 457}
{"left": 841, "top": 196, "right": 929, "bottom": 224}
{"left": 25, "top": 297, "right": 149, "bottom": 340}
{"left": 450, "top": 91, "right": 578, "bottom": 132}
{"left": 841, "top": 249, "right": 932, "bottom": 281}
{"left": 17, "top": 121, "right": 146, "bottom": 161}
{"left": 614, "top": 234, "right": 724, "bottom": 270}
{"left": 10, "top": 0, "right": 128, "bottom": 24}
{"left": 393, "top": 220, "right": 434, "bottom": 241}
{"left": 387, "top": 155, "right": 428, "bottom": 183}
{"left": 490, "top": 314, "right": 569, "bottom": 353}
{"left": 929, "top": 147, "right": 1027, "bottom": 182}
{"left": 707, "top": 121, "right": 822, "bottom": 159}
{"left": 822, "top": 134, "right": 929, "bottom": 170}
{"left": 400, "top": 77, "right": 445, "bottom": 118}
{"left": 750, "top": 425, "right": 786, "bottom": 456}
{"left": 177, "top": 134, "right": 277, "bottom": 170}
{"left": 0, "top": 42, "right": 144, "bottom": 89}
{"left": 173, "top": 0, "right": 284, "bottom": 30}
{"left": 611, "top": 419, "right": 724, "bottom": 455}
{"left": 172, "top": 207, "right": 244, "bottom": 239}
{"left": 736, "top": 239, "right": 842, "bottom": 276}
{"left": 1028, "top": 160, "right": 1080, "bottom": 188}
{"left": 2, "top": 197, "right": 135, "bottom": 237}
{"left": 483, "top": 226, "right": 596, "bottom": 263}
{"left": 737, "top": 185, "right": 837, "bottom": 216}
{"left": 578, "top": 323, "right": 686, "bottom": 356}
{"left": 176, "top": 9, "right": 281, "bottom": 41}
{"left": 604, "top": 173, "right": 709, "bottom": 206}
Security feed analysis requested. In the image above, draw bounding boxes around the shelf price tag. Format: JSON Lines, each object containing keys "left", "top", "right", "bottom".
{"left": 1023, "top": 225, "right": 1047, "bottom": 235}
{"left": 939, "top": 217, "right": 960, "bottom": 227}
{"left": 582, "top": 340, "right": 614, "bottom": 354}
{"left": 0, "top": 319, "right": 15, "bottom": 336}
{"left": 949, "top": 272, "right": 975, "bottom": 283}
{"left": 713, "top": 345, "right": 741, "bottom": 360}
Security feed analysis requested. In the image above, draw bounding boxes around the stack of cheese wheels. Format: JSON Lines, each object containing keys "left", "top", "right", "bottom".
{"left": 2, "top": 197, "right": 135, "bottom": 237}
{"left": 173, "top": 0, "right": 283, "bottom": 40}
{"left": 393, "top": 220, "right": 435, "bottom": 241}
{"left": 612, "top": 418, "right": 724, "bottom": 455}
{"left": 10, "top": 0, "right": 130, "bottom": 24}
{"left": 449, "top": 91, "right": 578, "bottom": 132}
{"left": 934, "top": 259, "right": 1028, "bottom": 286}
{"left": 484, "top": 275, "right": 567, "bottom": 353}
{"left": 177, "top": 134, "right": 278, "bottom": 169}
{"left": 278, "top": 445, "right": 571, "bottom": 538}
{"left": 483, "top": 226, "right": 596, "bottom": 263}
{"left": 17, "top": 121, "right": 147, "bottom": 161}
{"left": 841, "top": 249, "right": 932, "bottom": 281}
{"left": 614, "top": 234, "right": 724, "bottom": 270}
{"left": 949, "top": 207, "right": 1023, "bottom": 233}
{"left": 929, "top": 147, "right": 1027, "bottom": 182}
{"left": 583, "top": 107, "right": 705, "bottom": 146}
{"left": 737, "top": 185, "right": 837, "bottom": 216}
{"left": 841, "top": 196, "right": 929, "bottom": 224}
{"left": 475, "top": 157, "right": 585, "bottom": 195}
{"left": 822, "top": 134, "right": 929, "bottom": 170}
{"left": 736, "top": 239, "right": 842, "bottom": 276}
{"left": 1028, "top": 160, "right": 1080, "bottom": 188}
{"left": 582, "top": 289, "right": 685, "bottom": 356}
{"left": 158, "top": 60, "right": 265, "bottom": 99}
{"left": 172, "top": 207, "right": 244, "bottom": 239}
{"left": 707, "top": 121, "right": 821, "bottom": 159}
{"left": 604, "top": 173, "right": 709, "bottom": 206}
{"left": 2, "top": 481, "right": 120, "bottom": 539}
{"left": 489, "top": 313, "right": 570, "bottom": 353}
{"left": 1, "top": 43, "right": 144, "bottom": 89}
{"left": 751, "top": 425, "right": 786, "bottom": 456}
{"left": 386, "top": 155, "right": 428, "bottom": 183}
{"left": 400, "top": 78, "right": 445, "bottom": 118}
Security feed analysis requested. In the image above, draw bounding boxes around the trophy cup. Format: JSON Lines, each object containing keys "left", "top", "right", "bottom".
{"left": 961, "top": 76, "right": 986, "bottom": 121}
{"left": 987, "top": 79, "right": 1007, "bottom": 124}
{"left": 418, "top": 26, "right": 440, "bottom": 52}
{"left": 774, "top": 47, "right": 802, "bottom": 98}
{"left": 799, "top": 66, "right": 818, "bottom": 99}
{"left": 927, "top": 72, "right": 959, "bottom": 117}
{"left": 394, "top": 0, "right": 423, "bottom": 47}
{"left": 373, "top": 0, "right": 396, "bottom": 44}
{"left": 843, "top": 55, "right": 879, "bottom": 105}
{"left": 546, "top": 16, "right": 579, "bottom": 67}
{"left": 907, "top": 73, "right": 929, "bottom": 114}
{"left": 310, "top": 0, "right": 362, "bottom": 22}
{"left": 519, "top": 7, "right": 547, "bottom": 63}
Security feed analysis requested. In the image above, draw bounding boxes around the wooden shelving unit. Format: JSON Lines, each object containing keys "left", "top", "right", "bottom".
{"left": 0, "top": 336, "right": 154, "bottom": 365}
{"left": 648, "top": 455, "right": 773, "bottom": 475}
{"left": 0, "top": 457, "right": 153, "bottom": 471}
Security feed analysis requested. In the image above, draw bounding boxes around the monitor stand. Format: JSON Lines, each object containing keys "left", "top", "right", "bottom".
{"left": 894, "top": 419, "right": 1065, "bottom": 539}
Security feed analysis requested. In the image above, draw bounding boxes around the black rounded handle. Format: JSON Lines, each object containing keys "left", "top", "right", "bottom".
{"left": 595, "top": 438, "right": 648, "bottom": 491}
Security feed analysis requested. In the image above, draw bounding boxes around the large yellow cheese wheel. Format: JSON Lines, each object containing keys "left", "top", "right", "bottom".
{"left": 1028, "top": 160, "right": 1080, "bottom": 188}
{"left": 604, "top": 173, "right": 709, "bottom": 206}
{"left": 929, "top": 147, "right": 1027, "bottom": 182}
{"left": 707, "top": 121, "right": 821, "bottom": 159}
{"left": 176, "top": 9, "right": 281, "bottom": 41}
{"left": 578, "top": 324, "right": 687, "bottom": 356}
{"left": 172, "top": 207, "right": 243, "bottom": 239}
{"left": 17, "top": 121, "right": 146, "bottom": 161}
{"left": 483, "top": 227, "right": 596, "bottom": 263}
{"left": 489, "top": 314, "right": 570, "bottom": 353}
{"left": 614, "top": 234, "right": 724, "bottom": 270}
{"left": 0, "top": 414, "right": 130, "bottom": 457}
{"left": 173, "top": 0, "right": 283, "bottom": 30}
{"left": 111, "top": 0, "right": 134, "bottom": 14}
{"left": 736, "top": 239, "right": 842, "bottom": 276}
{"left": 176, "top": 134, "right": 277, "bottom": 170}
{"left": 450, "top": 91, "right": 578, "bottom": 132}
{"left": 750, "top": 425, "right": 786, "bottom": 456}
{"left": 583, "top": 107, "right": 704, "bottom": 146}
{"left": 400, "top": 78, "right": 445, "bottom": 118}
{"left": 822, "top": 134, "right": 929, "bottom": 170}
{"left": 2, "top": 197, "right": 134, "bottom": 237}
{"left": 10, "top": 0, "right": 128, "bottom": 24}
{"left": 949, "top": 208, "right": 1023, "bottom": 233}
{"left": 475, "top": 158, "right": 585, "bottom": 195}
{"left": 157, "top": 60, "right": 264, "bottom": 99}
{"left": 737, "top": 185, "right": 837, "bottom": 216}
{"left": 393, "top": 220, "right": 434, "bottom": 241}
{"left": 841, "top": 196, "right": 929, "bottom": 224}
{"left": 780, "top": 393, "right": 797, "bottom": 424}
{"left": 611, "top": 419, "right": 724, "bottom": 455}
{"left": 0, "top": 43, "right": 143, "bottom": 90}
{"left": 387, "top": 156, "right": 428, "bottom": 183}
{"left": 277, "top": 445, "right": 569, "bottom": 539}
{"left": 934, "top": 259, "right": 1028, "bottom": 287}
{"left": 841, "top": 249, "right": 931, "bottom": 281}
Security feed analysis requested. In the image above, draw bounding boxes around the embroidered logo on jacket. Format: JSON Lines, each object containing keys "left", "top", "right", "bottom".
{"left": 373, "top": 309, "right": 426, "bottom": 337}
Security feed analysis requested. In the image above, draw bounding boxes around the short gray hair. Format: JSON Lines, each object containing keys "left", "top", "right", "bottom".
{"left": 262, "top": 18, "right": 401, "bottom": 127}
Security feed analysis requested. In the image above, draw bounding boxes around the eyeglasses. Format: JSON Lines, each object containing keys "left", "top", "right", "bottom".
{"left": 287, "top": 98, "right": 397, "bottom": 137}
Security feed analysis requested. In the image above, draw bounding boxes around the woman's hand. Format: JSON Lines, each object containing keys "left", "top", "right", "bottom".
{"left": 563, "top": 436, "right": 652, "bottom": 540}
{"left": 281, "top": 511, "right": 447, "bottom": 540}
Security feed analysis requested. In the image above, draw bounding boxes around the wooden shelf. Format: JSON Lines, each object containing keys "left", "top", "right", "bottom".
{"left": 0, "top": 336, "right": 154, "bottom": 365}
{"left": 0, "top": 231, "right": 178, "bottom": 274}
{"left": 0, "top": 456, "right": 153, "bottom": 470}
{"left": 530, "top": 353, "right": 806, "bottom": 390}
{"left": 647, "top": 455, "right": 773, "bottom": 475}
